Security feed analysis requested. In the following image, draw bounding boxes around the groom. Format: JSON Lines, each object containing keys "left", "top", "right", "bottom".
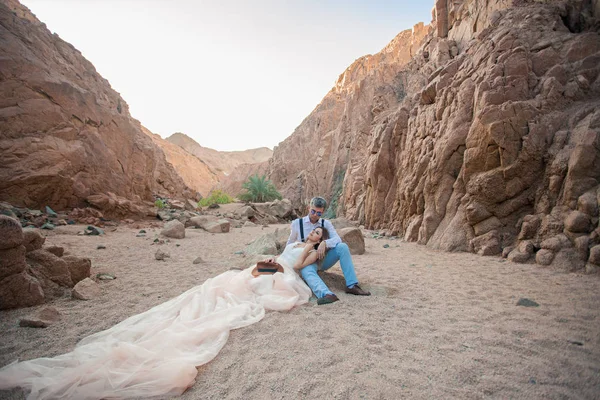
{"left": 287, "top": 196, "right": 370, "bottom": 305}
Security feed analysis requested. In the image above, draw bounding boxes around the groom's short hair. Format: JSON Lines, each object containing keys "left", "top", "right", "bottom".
{"left": 310, "top": 196, "right": 327, "bottom": 209}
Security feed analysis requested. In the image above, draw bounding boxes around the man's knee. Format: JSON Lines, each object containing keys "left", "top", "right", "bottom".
{"left": 335, "top": 242, "right": 350, "bottom": 255}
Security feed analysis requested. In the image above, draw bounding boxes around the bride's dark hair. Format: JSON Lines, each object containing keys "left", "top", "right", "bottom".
{"left": 313, "top": 227, "right": 329, "bottom": 250}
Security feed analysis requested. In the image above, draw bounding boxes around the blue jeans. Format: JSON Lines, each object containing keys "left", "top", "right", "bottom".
{"left": 300, "top": 243, "right": 358, "bottom": 298}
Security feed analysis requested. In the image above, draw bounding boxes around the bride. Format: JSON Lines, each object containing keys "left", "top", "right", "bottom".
{"left": 0, "top": 227, "right": 329, "bottom": 400}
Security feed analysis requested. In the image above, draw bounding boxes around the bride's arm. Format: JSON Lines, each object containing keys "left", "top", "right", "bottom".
{"left": 293, "top": 243, "right": 319, "bottom": 271}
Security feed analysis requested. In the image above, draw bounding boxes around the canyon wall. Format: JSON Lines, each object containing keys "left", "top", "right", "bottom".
{"left": 166, "top": 133, "right": 272, "bottom": 178}
{"left": 0, "top": 0, "right": 192, "bottom": 215}
{"left": 268, "top": 0, "right": 600, "bottom": 270}
{"left": 141, "top": 127, "right": 219, "bottom": 197}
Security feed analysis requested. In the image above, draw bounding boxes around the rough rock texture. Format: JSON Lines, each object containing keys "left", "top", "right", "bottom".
{"left": 161, "top": 219, "right": 186, "bottom": 239}
{"left": 219, "top": 161, "right": 269, "bottom": 198}
{"left": 19, "top": 306, "right": 60, "bottom": 328}
{"left": 72, "top": 277, "right": 100, "bottom": 300}
{"left": 189, "top": 216, "right": 231, "bottom": 233}
{"left": 62, "top": 255, "right": 91, "bottom": 285}
{"left": 142, "top": 127, "right": 219, "bottom": 197}
{"left": 265, "top": 0, "right": 600, "bottom": 271}
{"left": 0, "top": 216, "right": 44, "bottom": 309}
{"left": 338, "top": 227, "right": 366, "bottom": 255}
{"left": 0, "top": 0, "right": 193, "bottom": 213}
{"left": 266, "top": 22, "right": 431, "bottom": 215}
{"left": 166, "top": 133, "right": 272, "bottom": 178}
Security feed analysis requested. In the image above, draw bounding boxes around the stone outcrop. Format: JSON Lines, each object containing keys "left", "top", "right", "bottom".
{"left": 0, "top": 0, "right": 193, "bottom": 213}
{"left": 265, "top": 0, "right": 600, "bottom": 272}
{"left": 0, "top": 215, "right": 93, "bottom": 309}
{"left": 0, "top": 216, "right": 44, "bottom": 309}
{"left": 142, "top": 127, "right": 219, "bottom": 197}
{"left": 166, "top": 133, "right": 272, "bottom": 178}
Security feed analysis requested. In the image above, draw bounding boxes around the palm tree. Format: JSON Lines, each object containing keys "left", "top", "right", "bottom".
{"left": 238, "top": 174, "right": 282, "bottom": 203}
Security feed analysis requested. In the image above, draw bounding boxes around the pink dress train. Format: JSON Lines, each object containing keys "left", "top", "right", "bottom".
{"left": 0, "top": 244, "right": 311, "bottom": 399}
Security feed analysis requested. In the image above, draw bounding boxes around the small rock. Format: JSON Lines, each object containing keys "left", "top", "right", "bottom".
{"left": 19, "top": 306, "right": 61, "bottom": 328}
{"left": 136, "top": 234, "right": 146, "bottom": 237}
{"left": 139, "top": 230, "right": 147, "bottom": 234}
{"left": 57, "top": 219, "right": 67, "bottom": 226}
{"left": 516, "top": 298, "right": 539, "bottom": 307}
{"left": 84, "top": 226, "right": 104, "bottom": 236}
{"left": 45, "top": 245, "right": 64, "bottom": 257}
{"left": 161, "top": 220, "right": 185, "bottom": 239}
{"left": 234, "top": 251, "right": 244, "bottom": 255}
{"left": 383, "top": 244, "right": 390, "bottom": 248}
{"left": 97, "top": 245, "right": 106, "bottom": 249}
{"left": 72, "top": 278, "right": 100, "bottom": 300}
{"left": 45, "top": 206, "right": 58, "bottom": 217}
{"left": 155, "top": 249, "right": 170, "bottom": 261}
{"left": 193, "top": 256, "right": 204, "bottom": 264}
{"left": 40, "top": 222, "right": 55, "bottom": 230}
{"left": 96, "top": 273, "right": 116, "bottom": 280}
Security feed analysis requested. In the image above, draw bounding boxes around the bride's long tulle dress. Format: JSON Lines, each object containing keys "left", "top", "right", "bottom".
{"left": 0, "top": 243, "right": 312, "bottom": 400}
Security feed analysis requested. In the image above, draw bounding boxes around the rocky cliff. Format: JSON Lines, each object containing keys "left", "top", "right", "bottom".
{"left": 267, "top": 0, "right": 600, "bottom": 272}
{"left": 166, "top": 133, "right": 272, "bottom": 178}
{"left": 0, "top": 0, "right": 192, "bottom": 216}
{"left": 141, "top": 127, "right": 219, "bottom": 197}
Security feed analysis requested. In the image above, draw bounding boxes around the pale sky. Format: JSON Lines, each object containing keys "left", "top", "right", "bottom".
{"left": 22, "top": 0, "right": 433, "bottom": 151}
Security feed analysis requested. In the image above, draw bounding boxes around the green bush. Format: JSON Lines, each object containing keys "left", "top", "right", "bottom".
{"left": 154, "top": 199, "right": 166, "bottom": 209}
{"left": 238, "top": 174, "right": 282, "bottom": 203}
{"left": 198, "top": 190, "right": 234, "bottom": 207}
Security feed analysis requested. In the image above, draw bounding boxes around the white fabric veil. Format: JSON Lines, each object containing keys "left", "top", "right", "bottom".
{"left": 0, "top": 244, "right": 311, "bottom": 400}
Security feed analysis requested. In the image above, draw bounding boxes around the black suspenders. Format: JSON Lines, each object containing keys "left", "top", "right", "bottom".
{"left": 298, "top": 218, "right": 325, "bottom": 242}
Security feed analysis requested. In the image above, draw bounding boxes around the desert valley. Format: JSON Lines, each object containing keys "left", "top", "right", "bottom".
{"left": 1, "top": 0, "right": 600, "bottom": 398}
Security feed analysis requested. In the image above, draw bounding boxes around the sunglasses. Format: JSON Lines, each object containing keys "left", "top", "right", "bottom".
{"left": 310, "top": 209, "right": 323, "bottom": 217}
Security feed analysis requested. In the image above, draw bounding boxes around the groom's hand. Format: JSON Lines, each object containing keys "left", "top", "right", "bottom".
{"left": 317, "top": 241, "right": 327, "bottom": 260}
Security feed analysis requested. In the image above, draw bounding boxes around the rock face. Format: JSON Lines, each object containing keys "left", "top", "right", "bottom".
{"left": 0, "top": 216, "right": 44, "bottom": 309}
{"left": 265, "top": 0, "right": 600, "bottom": 272}
{"left": 0, "top": 0, "right": 192, "bottom": 214}
{"left": 142, "top": 127, "right": 219, "bottom": 197}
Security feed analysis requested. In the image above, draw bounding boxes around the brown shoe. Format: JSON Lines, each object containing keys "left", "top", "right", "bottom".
{"left": 317, "top": 294, "right": 339, "bottom": 305}
{"left": 345, "top": 285, "right": 371, "bottom": 296}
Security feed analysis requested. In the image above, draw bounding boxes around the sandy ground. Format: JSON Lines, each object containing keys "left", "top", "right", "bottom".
{"left": 1, "top": 216, "right": 599, "bottom": 399}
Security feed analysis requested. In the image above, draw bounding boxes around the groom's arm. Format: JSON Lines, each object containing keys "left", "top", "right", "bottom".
{"left": 323, "top": 220, "right": 341, "bottom": 248}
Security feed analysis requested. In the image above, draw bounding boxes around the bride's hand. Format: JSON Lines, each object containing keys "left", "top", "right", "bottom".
{"left": 317, "top": 241, "right": 327, "bottom": 260}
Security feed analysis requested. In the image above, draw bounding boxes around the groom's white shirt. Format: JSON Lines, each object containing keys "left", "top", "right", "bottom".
{"left": 286, "top": 216, "right": 341, "bottom": 249}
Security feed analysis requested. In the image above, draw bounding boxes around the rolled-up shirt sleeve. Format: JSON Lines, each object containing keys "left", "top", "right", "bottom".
{"left": 324, "top": 219, "right": 341, "bottom": 248}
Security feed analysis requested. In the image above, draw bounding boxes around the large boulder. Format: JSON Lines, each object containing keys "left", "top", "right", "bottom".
{"left": 0, "top": 271, "right": 45, "bottom": 310}
{"left": 0, "top": 245, "right": 27, "bottom": 280}
{"left": 245, "top": 234, "right": 278, "bottom": 256}
{"left": 62, "top": 255, "right": 92, "bottom": 285}
{"left": 330, "top": 217, "right": 357, "bottom": 230}
{"left": 251, "top": 199, "right": 294, "bottom": 220}
{"left": 0, "top": 215, "right": 24, "bottom": 250}
{"left": 22, "top": 228, "right": 46, "bottom": 252}
{"left": 338, "top": 227, "right": 365, "bottom": 255}
{"left": 245, "top": 228, "right": 291, "bottom": 256}
{"left": 161, "top": 219, "right": 186, "bottom": 239}
{"left": 189, "top": 216, "right": 230, "bottom": 233}
{"left": 26, "top": 249, "right": 74, "bottom": 293}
